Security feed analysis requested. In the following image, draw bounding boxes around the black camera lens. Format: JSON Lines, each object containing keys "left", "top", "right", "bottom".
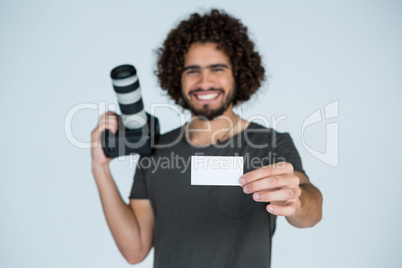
{"left": 110, "top": 64, "right": 147, "bottom": 129}
{"left": 111, "top": 65, "right": 136, "bottom": 80}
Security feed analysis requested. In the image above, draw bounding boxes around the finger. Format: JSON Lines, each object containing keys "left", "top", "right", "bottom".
{"left": 252, "top": 188, "right": 301, "bottom": 202}
{"left": 92, "top": 115, "right": 118, "bottom": 143}
{"left": 107, "top": 118, "right": 118, "bottom": 134}
{"left": 243, "top": 174, "right": 298, "bottom": 193}
{"left": 266, "top": 203, "right": 298, "bottom": 216}
{"left": 240, "top": 162, "right": 294, "bottom": 185}
{"left": 100, "top": 113, "right": 118, "bottom": 125}
{"left": 99, "top": 115, "right": 118, "bottom": 133}
{"left": 100, "top": 111, "right": 116, "bottom": 120}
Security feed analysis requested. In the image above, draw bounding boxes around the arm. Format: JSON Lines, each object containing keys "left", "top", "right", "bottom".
{"left": 92, "top": 164, "right": 155, "bottom": 264}
{"left": 91, "top": 112, "right": 155, "bottom": 264}
{"left": 240, "top": 163, "right": 323, "bottom": 229}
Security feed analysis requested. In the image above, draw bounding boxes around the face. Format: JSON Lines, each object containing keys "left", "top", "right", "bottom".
{"left": 181, "top": 42, "right": 236, "bottom": 120}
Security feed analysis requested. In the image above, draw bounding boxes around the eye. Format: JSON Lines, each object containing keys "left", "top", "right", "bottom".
{"left": 185, "top": 69, "right": 200, "bottom": 75}
{"left": 211, "top": 67, "right": 224, "bottom": 73}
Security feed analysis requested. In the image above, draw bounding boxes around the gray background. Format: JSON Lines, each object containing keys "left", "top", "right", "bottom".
{"left": 1, "top": 0, "right": 401, "bottom": 267}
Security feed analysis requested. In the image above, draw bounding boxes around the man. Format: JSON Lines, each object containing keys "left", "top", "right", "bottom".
{"left": 91, "top": 9, "right": 322, "bottom": 268}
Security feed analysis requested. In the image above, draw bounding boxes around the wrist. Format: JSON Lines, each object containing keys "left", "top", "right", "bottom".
{"left": 92, "top": 161, "right": 111, "bottom": 174}
{"left": 286, "top": 183, "right": 322, "bottom": 228}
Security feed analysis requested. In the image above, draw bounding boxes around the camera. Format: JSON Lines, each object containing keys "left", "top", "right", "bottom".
{"left": 101, "top": 64, "right": 160, "bottom": 158}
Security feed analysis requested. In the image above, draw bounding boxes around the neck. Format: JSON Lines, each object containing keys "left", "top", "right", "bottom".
{"left": 185, "top": 105, "right": 246, "bottom": 146}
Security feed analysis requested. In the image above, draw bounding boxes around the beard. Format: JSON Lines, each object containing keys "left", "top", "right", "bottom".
{"left": 182, "top": 87, "right": 236, "bottom": 120}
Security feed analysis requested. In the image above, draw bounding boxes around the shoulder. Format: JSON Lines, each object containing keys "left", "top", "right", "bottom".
{"left": 140, "top": 126, "right": 184, "bottom": 164}
{"left": 156, "top": 126, "right": 184, "bottom": 147}
{"left": 245, "top": 121, "right": 292, "bottom": 144}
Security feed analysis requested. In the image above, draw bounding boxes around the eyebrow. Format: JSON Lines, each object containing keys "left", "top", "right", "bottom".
{"left": 183, "top": 64, "right": 229, "bottom": 72}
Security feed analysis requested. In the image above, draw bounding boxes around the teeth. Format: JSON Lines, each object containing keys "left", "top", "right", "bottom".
{"left": 196, "top": 93, "right": 219, "bottom": 100}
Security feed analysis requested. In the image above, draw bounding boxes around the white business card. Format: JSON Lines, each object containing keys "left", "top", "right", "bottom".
{"left": 191, "top": 156, "right": 244, "bottom": 186}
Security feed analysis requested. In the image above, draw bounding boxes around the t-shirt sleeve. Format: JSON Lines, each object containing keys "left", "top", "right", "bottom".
{"left": 129, "top": 156, "right": 150, "bottom": 199}
{"left": 274, "top": 132, "right": 307, "bottom": 176}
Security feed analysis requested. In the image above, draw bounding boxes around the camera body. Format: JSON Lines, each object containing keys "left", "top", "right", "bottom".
{"left": 101, "top": 113, "right": 159, "bottom": 158}
{"left": 101, "top": 64, "right": 160, "bottom": 158}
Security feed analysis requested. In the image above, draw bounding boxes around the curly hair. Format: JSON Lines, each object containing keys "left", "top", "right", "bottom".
{"left": 155, "top": 9, "right": 265, "bottom": 108}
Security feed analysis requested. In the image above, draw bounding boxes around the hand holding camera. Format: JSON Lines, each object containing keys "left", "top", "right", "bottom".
{"left": 92, "top": 64, "right": 160, "bottom": 161}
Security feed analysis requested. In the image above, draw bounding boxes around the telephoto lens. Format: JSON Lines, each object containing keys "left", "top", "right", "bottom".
{"left": 101, "top": 64, "right": 160, "bottom": 158}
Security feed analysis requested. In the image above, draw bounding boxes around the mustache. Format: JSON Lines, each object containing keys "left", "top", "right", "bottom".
{"left": 189, "top": 88, "right": 224, "bottom": 94}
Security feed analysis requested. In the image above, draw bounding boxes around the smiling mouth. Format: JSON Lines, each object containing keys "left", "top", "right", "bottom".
{"left": 192, "top": 91, "right": 221, "bottom": 101}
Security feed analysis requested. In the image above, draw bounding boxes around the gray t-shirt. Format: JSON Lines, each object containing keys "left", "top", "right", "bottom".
{"left": 130, "top": 122, "right": 306, "bottom": 268}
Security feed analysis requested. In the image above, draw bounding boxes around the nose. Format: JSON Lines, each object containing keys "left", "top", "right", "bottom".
{"left": 197, "top": 69, "right": 214, "bottom": 90}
